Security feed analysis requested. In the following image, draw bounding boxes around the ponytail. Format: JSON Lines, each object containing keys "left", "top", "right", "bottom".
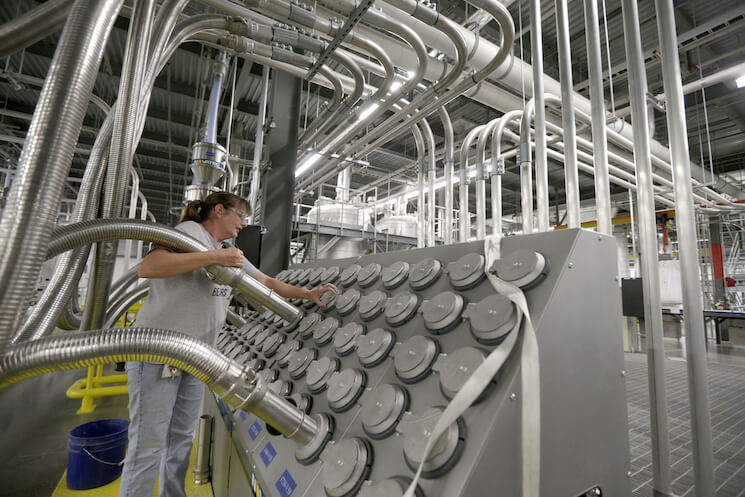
{"left": 179, "top": 200, "right": 204, "bottom": 223}
{"left": 178, "top": 192, "right": 250, "bottom": 225}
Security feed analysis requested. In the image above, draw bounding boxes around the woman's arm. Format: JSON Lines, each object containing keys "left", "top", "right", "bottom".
{"left": 256, "top": 273, "right": 338, "bottom": 307}
{"left": 138, "top": 247, "right": 245, "bottom": 279}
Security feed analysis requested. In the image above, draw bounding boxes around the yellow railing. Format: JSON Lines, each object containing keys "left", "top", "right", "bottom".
{"left": 66, "top": 298, "right": 146, "bottom": 414}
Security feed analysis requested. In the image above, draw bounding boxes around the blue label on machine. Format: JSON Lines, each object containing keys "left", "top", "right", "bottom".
{"left": 260, "top": 442, "right": 276, "bottom": 467}
{"left": 248, "top": 421, "right": 262, "bottom": 440}
{"left": 275, "top": 470, "right": 296, "bottom": 497}
{"left": 239, "top": 411, "right": 247, "bottom": 421}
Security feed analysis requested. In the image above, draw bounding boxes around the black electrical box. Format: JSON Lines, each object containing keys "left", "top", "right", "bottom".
{"left": 235, "top": 225, "right": 263, "bottom": 270}
{"left": 621, "top": 278, "right": 645, "bottom": 318}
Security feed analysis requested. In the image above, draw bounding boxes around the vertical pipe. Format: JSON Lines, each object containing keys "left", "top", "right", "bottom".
{"left": 654, "top": 1, "right": 716, "bottom": 493}
{"left": 411, "top": 124, "right": 425, "bottom": 249}
{"left": 249, "top": 65, "right": 270, "bottom": 223}
{"left": 629, "top": 190, "right": 637, "bottom": 278}
{"left": 420, "top": 119, "right": 436, "bottom": 247}
{"left": 206, "top": 53, "right": 228, "bottom": 144}
{"left": 621, "top": 1, "right": 673, "bottom": 495}
{"left": 530, "top": 0, "right": 549, "bottom": 232}
{"left": 554, "top": 0, "right": 580, "bottom": 228}
{"left": 193, "top": 414, "right": 213, "bottom": 485}
{"left": 438, "top": 107, "right": 454, "bottom": 245}
{"left": 125, "top": 167, "right": 139, "bottom": 270}
{"left": 583, "top": 0, "right": 612, "bottom": 235}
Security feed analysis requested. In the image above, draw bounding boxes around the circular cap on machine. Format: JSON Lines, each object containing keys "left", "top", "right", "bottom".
{"left": 275, "top": 339, "right": 302, "bottom": 368}
{"left": 393, "top": 335, "right": 439, "bottom": 383}
{"left": 319, "top": 290, "right": 337, "bottom": 311}
{"left": 421, "top": 291, "right": 465, "bottom": 334}
{"left": 286, "top": 269, "right": 300, "bottom": 285}
{"left": 253, "top": 329, "right": 272, "bottom": 349}
{"left": 360, "top": 383, "right": 409, "bottom": 439}
{"left": 435, "top": 346, "right": 488, "bottom": 400}
{"left": 356, "top": 328, "right": 396, "bottom": 368}
{"left": 384, "top": 292, "right": 421, "bottom": 327}
{"left": 326, "top": 368, "right": 367, "bottom": 412}
{"left": 295, "top": 268, "right": 313, "bottom": 286}
{"left": 336, "top": 289, "right": 361, "bottom": 316}
{"left": 320, "top": 437, "right": 373, "bottom": 497}
{"left": 467, "top": 294, "right": 517, "bottom": 344}
{"left": 381, "top": 261, "right": 410, "bottom": 290}
{"left": 297, "top": 312, "right": 322, "bottom": 339}
{"left": 268, "top": 379, "right": 292, "bottom": 397}
{"left": 275, "top": 269, "right": 290, "bottom": 281}
{"left": 358, "top": 290, "right": 388, "bottom": 321}
{"left": 302, "top": 293, "right": 318, "bottom": 310}
{"left": 334, "top": 322, "right": 365, "bottom": 356}
{"left": 399, "top": 407, "right": 465, "bottom": 478}
{"left": 313, "top": 317, "right": 340, "bottom": 346}
{"left": 493, "top": 249, "right": 548, "bottom": 289}
{"left": 357, "top": 477, "right": 424, "bottom": 497}
{"left": 281, "top": 311, "right": 303, "bottom": 334}
{"left": 409, "top": 258, "right": 442, "bottom": 290}
{"left": 245, "top": 357, "right": 265, "bottom": 372}
{"left": 320, "top": 266, "right": 341, "bottom": 284}
{"left": 357, "top": 263, "right": 382, "bottom": 288}
{"left": 308, "top": 267, "right": 325, "bottom": 286}
{"left": 288, "top": 392, "right": 313, "bottom": 414}
{"left": 447, "top": 252, "right": 486, "bottom": 290}
{"left": 261, "top": 333, "right": 285, "bottom": 358}
{"left": 260, "top": 309, "right": 275, "bottom": 323}
{"left": 340, "top": 264, "right": 362, "bottom": 287}
{"left": 257, "top": 368, "right": 278, "bottom": 384}
{"left": 287, "top": 348, "right": 318, "bottom": 379}
{"left": 305, "top": 356, "right": 340, "bottom": 394}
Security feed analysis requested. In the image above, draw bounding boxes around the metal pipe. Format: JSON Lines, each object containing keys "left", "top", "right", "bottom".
{"left": 654, "top": 1, "right": 716, "bottom": 494}
{"left": 125, "top": 166, "right": 141, "bottom": 271}
{"left": 420, "top": 119, "right": 437, "bottom": 246}
{"left": 459, "top": 126, "right": 486, "bottom": 242}
{"left": 491, "top": 111, "right": 523, "bottom": 236}
{"left": 529, "top": 0, "right": 549, "bottom": 232}
{"left": 226, "top": 309, "right": 246, "bottom": 328}
{"left": 621, "top": 1, "right": 673, "bottom": 494}
{"left": 193, "top": 415, "right": 213, "bottom": 485}
{"left": 411, "top": 124, "right": 426, "bottom": 248}
{"left": 0, "top": 0, "right": 123, "bottom": 350}
{"left": 0, "top": 0, "right": 75, "bottom": 58}
{"left": 104, "top": 283, "right": 149, "bottom": 329}
{"left": 47, "top": 219, "right": 301, "bottom": 322}
{"left": 438, "top": 107, "right": 454, "bottom": 245}
{"left": 249, "top": 65, "right": 270, "bottom": 223}
{"left": 206, "top": 53, "right": 229, "bottom": 144}
{"left": 0, "top": 328, "right": 319, "bottom": 444}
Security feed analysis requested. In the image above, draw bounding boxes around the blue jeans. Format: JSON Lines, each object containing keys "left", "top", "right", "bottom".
{"left": 119, "top": 362, "right": 204, "bottom": 497}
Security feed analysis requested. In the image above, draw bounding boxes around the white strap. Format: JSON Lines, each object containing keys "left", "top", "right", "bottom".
{"left": 403, "top": 235, "right": 540, "bottom": 497}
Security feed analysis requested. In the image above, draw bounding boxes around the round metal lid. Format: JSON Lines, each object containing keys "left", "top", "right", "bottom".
{"left": 275, "top": 339, "right": 301, "bottom": 368}
{"left": 297, "top": 312, "right": 322, "bottom": 339}
{"left": 334, "top": 322, "right": 365, "bottom": 356}
{"left": 286, "top": 269, "right": 300, "bottom": 285}
{"left": 253, "top": 329, "right": 272, "bottom": 349}
{"left": 382, "top": 261, "right": 410, "bottom": 290}
{"left": 360, "top": 383, "right": 408, "bottom": 439}
{"left": 261, "top": 333, "right": 285, "bottom": 358}
{"left": 435, "top": 346, "right": 486, "bottom": 399}
{"left": 295, "top": 267, "right": 313, "bottom": 286}
{"left": 357, "top": 477, "right": 423, "bottom": 497}
{"left": 275, "top": 269, "right": 290, "bottom": 281}
{"left": 467, "top": 294, "right": 517, "bottom": 343}
{"left": 339, "top": 264, "right": 362, "bottom": 287}
{"left": 384, "top": 292, "right": 420, "bottom": 327}
{"left": 271, "top": 314, "right": 285, "bottom": 326}
{"left": 260, "top": 309, "right": 275, "bottom": 322}
{"left": 336, "top": 288, "right": 361, "bottom": 316}
{"left": 257, "top": 368, "right": 278, "bottom": 384}
{"left": 319, "top": 289, "right": 337, "bottom": 311}
{"left": 302, "top": 293, "right": 318, "bottom": 310}
{"left": 321, "top": 438, "right": 372, "bottom": 497}
{"left": 320, "top": 266, "right": 340, "bottom": 284}
{"left": 409, "top": 258, "right": 442, "bottom": 290}
{"left": 421, "top": 291, "right": 465, "bottom": 333}
{"left": 326, "top": 368, "right": 366, "bottom": 412}
{"left": 447, "top": 252, "right": 486, "bottom": 290}
{"left": 493, "top": 249, "right": 547, "bottom": 288}
{"left": 305, "top": 356, "right": 340, "bottom": 393}
{"left": 399, "top": 407, "right": 464, "bottom": 477}
{"left": 288, "top": 392, "right": 312, "bottom": 414}
{"left": 357, "top": 263, "right": 382, "bottom": 288}
{"left": 358, "top": 290, "right": 388, "bottom": 321}
{"left": 308, "top": 267, "right": 325, "bottom": 286}
{"left": 245, "top": 357, "right": 265, "bottom": 372}
{"left": 393, "top": 335, "right": 439, "bottom": 383}
{"left": 287, "top": 348, "right": 318, "bottom": 379}
{"left": 267, "top": 379, "right": 292, "bottom": 397}
{"left": 313, "top": 317, "right": 340, "bottom": 346}
{"left": 356, "top": 328, "right": 395, "bottom": 368}
{"left": 281, "top": 311, "right": 303, "bottom": 334}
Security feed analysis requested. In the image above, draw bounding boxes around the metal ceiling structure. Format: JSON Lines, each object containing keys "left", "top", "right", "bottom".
{"left": 1, "top": 0, "right": 743, "bottom": 223}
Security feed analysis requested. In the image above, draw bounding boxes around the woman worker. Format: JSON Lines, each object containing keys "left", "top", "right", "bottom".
{"left": 119, "top": 191, "right": 337, "bottom": 497}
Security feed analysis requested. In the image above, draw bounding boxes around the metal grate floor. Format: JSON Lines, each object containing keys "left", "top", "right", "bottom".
{"left": 625, "top": 347, "right": 745, "bottom": 497}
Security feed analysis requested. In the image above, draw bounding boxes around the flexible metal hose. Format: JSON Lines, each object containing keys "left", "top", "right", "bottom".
{"left": 104, "top": 283, "right": 149, "bottom": 329}
{"left": 0, "top": 328, "right": 318, "bottom": 444}
{"left": 47, "top": 219, "right": 301, "bottom": 322}
{"left": 0, "top": 0, "right": 75, "bottom": 58}
{"left": 0, "top": 0, "right": 124, "bottom": 352}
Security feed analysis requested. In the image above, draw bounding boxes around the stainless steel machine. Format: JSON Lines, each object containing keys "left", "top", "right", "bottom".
{"left": 207, "top": 228, "right": 632, "bottom": 497}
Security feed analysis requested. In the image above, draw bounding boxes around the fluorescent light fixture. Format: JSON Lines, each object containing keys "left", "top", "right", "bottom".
{"left": 402, "top": 169, "right": 479, "bottom": 201}
{"left": 737, "top": 74, "right": 745, "bottom": 88}
{"left": 389, "top": 80, "right": 403, "bottom": 94}
{"left": 295, "top": 153, "right": 322, "bottom": 177}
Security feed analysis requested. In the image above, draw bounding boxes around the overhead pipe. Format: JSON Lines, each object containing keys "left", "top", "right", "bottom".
{"left": 104, "top": 283, "right": 150, "bottom": 329}
{"left": 0, "top": 0, "right": 124, "bottom": 351}
{"left": 655, "top": 1, "right": 716, "bottom": 494}
{"left": 583, "top": 0, "right": 612, "bottom": 235}
{"left": 529, "top": 0, "right": 549, "bottom": 233}
{"left": 622, "top": 1, "right": 673, "bottom": 495}
{"left": 458, "top": 125, "right": 486, "bottom": 242}
{"left": 249, "top": 65, "right": 270, "bottom": 221}
{"left": 475, "top": 121, "right": 501, "bottom": 240}
{"left": 420, "top": 119, "right": 437, "bottom": 247}
{"left": 490, "top": 111, "right": 523, "bottom": 235}
{"left": 205, "top": 52, "right": 230, "bottom": 144}
{"left": 411, "top": 124, "right": 426, "bottom": 249}
{"left": 0, "top": 0, "right": 75, "bottom": 58}
{"left": 438, "top": 107, "right": 454, "bottom": 245}
{"left": 0, "top": 328, "right": 322, "bottom": 445}
{"left": 125, "top": 166, "right": 142, "bottom": 271}
{"left": 47, "top": 219, "right": 302, "bottom": 322}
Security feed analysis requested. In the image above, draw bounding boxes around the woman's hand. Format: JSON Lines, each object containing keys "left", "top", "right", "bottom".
{"left": 309, "top": 283, "right": 338, "bottom": 307}
{"left": 211, "top": 248, "right": 244, "bottom": 268}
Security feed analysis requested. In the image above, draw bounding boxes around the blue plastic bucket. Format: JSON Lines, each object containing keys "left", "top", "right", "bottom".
{"left": 67, "top": 418, "right": 129, "bottom": 490}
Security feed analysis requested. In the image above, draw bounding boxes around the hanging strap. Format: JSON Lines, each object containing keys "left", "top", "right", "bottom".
{"left": 83, "top": 447, "right": 125, "bottom": 466}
